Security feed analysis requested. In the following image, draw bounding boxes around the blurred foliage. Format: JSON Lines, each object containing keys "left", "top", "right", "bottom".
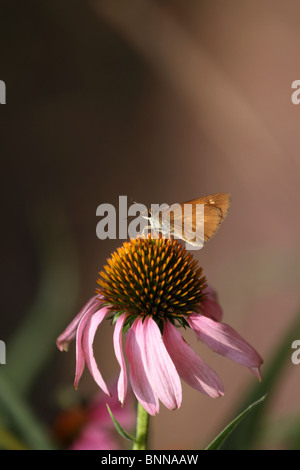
{"left": 260, "top": 414, "right": 300, "bottom": 449}
{"left": 7, "top": 206, "right": 79, "bottom": 394}
{"left": 206, "top": 395, "right": 266, "bottom": 450}
{"left": 220, "top": 310, "right": 300, "bottom": 449}
{"left": 0, "top": 426, "right": 28, "bottom": 451}
{"left": 0, "top": 205, "right": 79, "bottom": 449}
{"left": 0, "top": 371, "right": 54, "bottom": 449}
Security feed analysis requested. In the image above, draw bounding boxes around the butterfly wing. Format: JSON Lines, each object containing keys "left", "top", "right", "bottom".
{"left": 150, "top": 193, "right": 230, "bottom": 247}
{"left": 180, "top": 193, "right": 231, "bottom": 244}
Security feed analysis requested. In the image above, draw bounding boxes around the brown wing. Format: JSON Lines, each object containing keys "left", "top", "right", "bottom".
{"left": 180, "top": 193, "right": 231, "bottom": 243}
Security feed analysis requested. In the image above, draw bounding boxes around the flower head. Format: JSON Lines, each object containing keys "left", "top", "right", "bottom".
{"left": 57, "top": 236, "right": 263, "bottom": 416}
{"left": 97, "top": 235, "right": 206, "bottom": 319}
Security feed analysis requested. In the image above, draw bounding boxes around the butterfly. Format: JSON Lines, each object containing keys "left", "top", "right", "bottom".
{"left": 145, "top": 193, "right": 231, "bottom": 249}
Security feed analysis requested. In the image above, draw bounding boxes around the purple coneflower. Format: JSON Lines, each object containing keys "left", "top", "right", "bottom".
{"left": 57, "top": 236, "right": 263, "bottom": 416}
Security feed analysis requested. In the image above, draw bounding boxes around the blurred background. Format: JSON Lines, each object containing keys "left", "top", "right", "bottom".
{"left": 1, "top": 0, "right": 300, "bottom": 450}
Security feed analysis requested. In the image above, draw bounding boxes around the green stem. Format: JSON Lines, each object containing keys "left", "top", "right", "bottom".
{"left": 132, "top": 402, "right": 150, "bottom": 450}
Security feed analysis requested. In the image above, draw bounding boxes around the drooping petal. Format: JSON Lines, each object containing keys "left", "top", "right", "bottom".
{"left": 163, "top": 320, "right": 224, "bottom": 398}
{"left": 125, "top": 319, "right": 159, "bottom": 416}
{"left": 188, "top": 314, "right": 263, "bottom": 375}
{"left": 251, "top": 367, "right": 262, "bottom": 381}
{"left": 200, "top": 285, "right": 223, "bottom": 322}
{"left": 82, "top": 309, "right": 111, "bottom": 396}
{"left": 74, "top": 302, "right": 106, "bottom": 389}
{"left": 139, "top": 317, "right": 182, "bottom": 411}
{"left": 113, "top": 314, "right": 128, "bottom": 405}
{"left": 56, "top": 295, "right": 102, "bottom": 351}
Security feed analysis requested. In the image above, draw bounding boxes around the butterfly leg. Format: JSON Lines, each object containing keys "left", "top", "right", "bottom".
{"left": 140, "top": 224, "right": 151, "bottom": 239}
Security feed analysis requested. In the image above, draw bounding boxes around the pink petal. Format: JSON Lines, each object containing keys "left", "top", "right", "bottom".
{"left": 188, "top": 314, "right": 263, "bottom": 376}
{"left": 82, "top": 309, "right": 111, "bottom": 396}
{"left": 113, "top": 314, "right": 128, "bottom": 406}
{"left": 200, "top": 285, "right": 223, "bottom": 322}
{"left": 251, "top": 367, "right": 262, "bottom": 381}
{"left": 56, "top": 295, "right": 102, "bottom": 351}
{"left": 70, "top": 424, "right": 120, "bottom": 450}
{"left": 163, "top": 320, "right": 224, "bottom": 398}
{"left": 139, "top": 317, "right": 182, "bottom": 411}
{"left": 74, "top": 302, "right": 106, "bottom": 389}
{"left": 125, "top": 319, "right": 159, "bottom": 416}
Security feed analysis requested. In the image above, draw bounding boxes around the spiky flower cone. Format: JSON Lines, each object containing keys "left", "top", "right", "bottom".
{"left": 96, "top": 235, "right": 207, "bottom": 324}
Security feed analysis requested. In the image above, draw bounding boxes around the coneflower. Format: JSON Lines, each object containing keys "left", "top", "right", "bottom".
{"left": 57, "top": 235, "right": 263, "bottom": 417}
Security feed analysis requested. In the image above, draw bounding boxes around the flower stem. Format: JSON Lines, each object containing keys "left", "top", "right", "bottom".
{"left": 132, "top": 402, "right": 150, "bottom": 450}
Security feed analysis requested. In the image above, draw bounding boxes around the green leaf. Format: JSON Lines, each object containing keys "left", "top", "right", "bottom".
{"left": 205, "top": 395, "right": 267, "bottom": 450}
{"left": 106, "top": 404, "right": 136, "bottom": 442}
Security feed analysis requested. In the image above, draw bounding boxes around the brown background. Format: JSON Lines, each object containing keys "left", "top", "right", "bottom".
{"left": 1, "top": 0, "right": 300, "bottom": 449}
